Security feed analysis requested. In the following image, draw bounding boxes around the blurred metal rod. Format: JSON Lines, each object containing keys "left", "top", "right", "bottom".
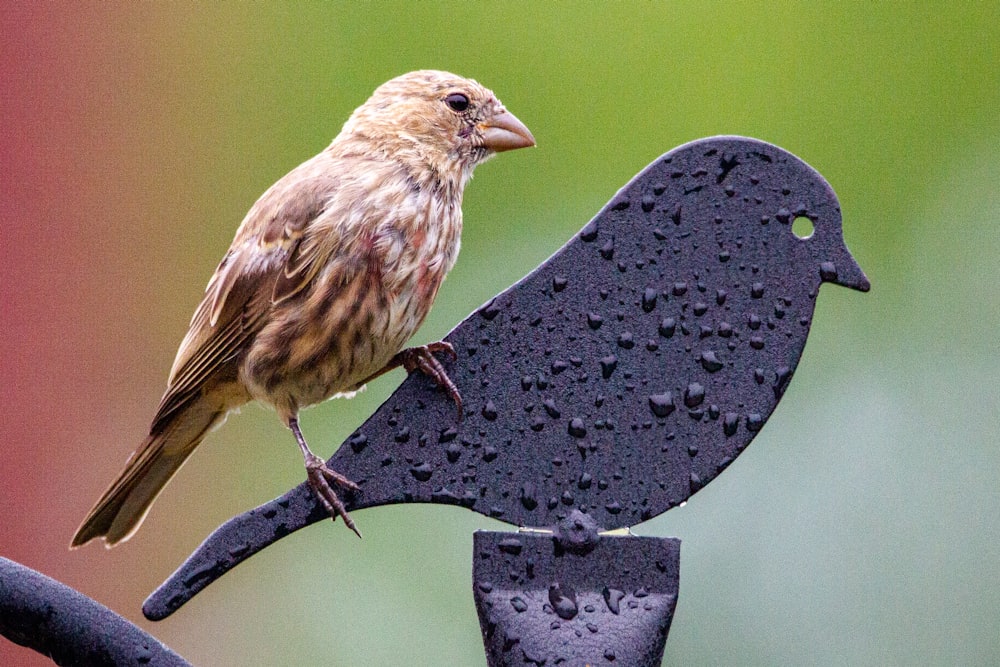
{"left": 0, "top": 557, "right": 190, "bottom": 666}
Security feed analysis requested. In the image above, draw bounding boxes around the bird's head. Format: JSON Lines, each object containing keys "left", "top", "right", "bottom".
{"left": 335, "top": 70, "right": 535, "bottom": 187}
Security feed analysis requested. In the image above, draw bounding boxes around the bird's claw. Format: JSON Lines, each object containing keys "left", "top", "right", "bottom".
{"left": 304, "top": 453, "right": 362, "bottom": 539}
{"left": 397, "top": 342, "right": 463, "bottom": 421}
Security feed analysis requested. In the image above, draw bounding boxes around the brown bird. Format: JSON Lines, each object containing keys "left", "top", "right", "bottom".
{"left": 71, "top": 70, "right": 535, "bottom": 548}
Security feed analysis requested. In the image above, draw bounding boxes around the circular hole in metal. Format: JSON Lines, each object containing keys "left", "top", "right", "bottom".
{"left": 792, "top": 216, "right": 814, "bottom": 239}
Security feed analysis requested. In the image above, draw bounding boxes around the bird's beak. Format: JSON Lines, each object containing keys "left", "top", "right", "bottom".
{"left": 824, "top": 245, "right": 871, "bottom": 293}
{"left": 480, "top": 110, "right": 535, "bottom": 152}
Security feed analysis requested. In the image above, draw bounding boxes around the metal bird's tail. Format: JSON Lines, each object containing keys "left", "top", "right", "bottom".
{"left": 70, "top": 400, "right": 225, "bottom": 548}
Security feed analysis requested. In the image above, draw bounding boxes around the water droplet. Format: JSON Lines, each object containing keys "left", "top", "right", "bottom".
{"left": 641, "top": 195, "right": 655, "bottom": 212}
{"left": 499, "top": 537, "right": 523, "bottom": 555}
{"left": 510, "top": 596, "right": 528, "bottom": 612}
{"left": 611, "top": 199, "right": 630, "bottom": 211}
{"left": 587, "top": 312, "right": 604, "bottom": 330}
{"left": 693, "top": 301, "right": 708, "bottom": 316}
{"left": 521, "top": 484, "right": 538, "bottom": 510}
{"left": 672, "top": 281, "right": 688, "bottom": 296}
{"left": 718, "top": 322, "right": 733, "bottom": 337}
{"left": 395, "top": 426, "right": 410, "bottom": 443}
{"left": 723, "top": 412, "right": 739, "bottom": 436}
{"left": 549, "top": 584, "right": 578, "bottom": 620}
{"left": 348, "top": 432, "right": 368, "bottom": 453}
{"left": 754, "top": 368, "right": 765, "bottom": 384}
{"left": 537, "top": 374, "right": 549, "bottom": 389}
{"left": 481, "top": 400, "right": 498, "bottom": 421}
{"left": 747, "top": 413, "right": 763, "bottom": 431}
{"left": 775, "top": 207, "right": 791, "bottom": 224}
{"left": 530, "top": 416, "right": 545, "bottom": 431}
{"left": 553, "top": 275, "right": 568, "bottom": 292}
{"left": 648, "top": 392, "right": 675, "bottom": 418}
{"left": 606, "top": 501, "right": 622, "bottom": 514}
{"left": 552, "top": 360, "right": 569, "bottom": 374}
{"left": 479, "top": 298, "right": 501, "bottom": 320}
{"left": 719, "top": 250, "right": 731, "bottom": 262}
{"left": 748, "top": 314, "right": 762, "bottom": 330}
{"left": 670, "top": 204, "right": 682, "bottom": 225}
{"left": 561, "top": 490, "right": 575, "bottom": 505}
{"left": 642, "top": 287, "right": 657, "bottom": 312}
{"left": 410, "top": 463, "right": 433, "bottom": 481}
{"left": 445, "top": 443, "right": 462, "bottom": 463}
{"left": 600, "top": 239, "right": 615, "bottom": 259}
{"left": 580, "top": 220, "right": 598, "bottom": 241}
{"left": 605, "top": 649, "right": 617, "bottom": 661}
{"left": 542, "top": 399, "right": 561, "bottom": 419}
{"left": 687, "top": 444, "right": 699, "bottom": 457}
{"left": 520, "top": 375, "right": 533, "bottom": 391}
{"left": 578, "top": 473, "right": 593, "bottom": 489}
{"left": 483, "top": 446, "right": 498, "bottom": 462}
{"left": 479, "top": 581, "right": 494, "bottom": 594}
{"left": 653, "top": 227, "right": 667, "bottom": 240}
{"left": 699, "top": 325, "right": 713, "bottom": 338}
{"left": 700, "top": 351, "right": 723, "bottom": 372}
{"left": 689, "top": 472, "right": 703, "bottom": 491}
{"left": 684, "top": 383, "right": 705, "bottom": 407}
{"left": 603, "top": 587, "right": 625, "bottom": 615}
{"left": 750, "top": 336, "right": 764, "bottom": 349}
{"left": 773, "top": 365, "right": 792, "bottom": 398}
{"left": 617, "top": 332, "right": 635, "bottom": 349}
{"left": 600, "top": 355, "right": 618, "bottom": 379}
{"left": 820, "top": 261, "right": 838, "bottom": 281}
{"left": 751, "top": 282, "right": 764, "bottom": 298}
{"left": 659, "top": 318, "right": 676, "bottom": 337}
{"left": 568, "top": 418, "right": 587, "bottom": 438}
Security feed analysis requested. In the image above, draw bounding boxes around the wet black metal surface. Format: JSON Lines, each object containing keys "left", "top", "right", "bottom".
{"left": 0, "top": 557, "right": 190, "bottom": 666}
{"left": 145, "top": 135, "right": 869, "bottom": 621}
{"left": 474, "top": 518, "right": 680, "bottom": 666}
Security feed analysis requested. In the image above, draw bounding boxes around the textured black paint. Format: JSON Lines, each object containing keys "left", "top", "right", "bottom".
{"left": 0, "top": 558, "right": 190, "bottom": 666}
{"left": 144, "top": 136, "right": 868, "bottom": 621}
{"left": 474, "top": 520, "right": 680, "bottom": 666}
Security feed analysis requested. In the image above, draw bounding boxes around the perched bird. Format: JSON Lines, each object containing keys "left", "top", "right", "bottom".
{"left": 71, "top": 70, "right": 535, "bottom": 548}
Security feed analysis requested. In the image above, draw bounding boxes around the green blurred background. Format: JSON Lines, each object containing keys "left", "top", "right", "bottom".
{"left": 2, "top": 3, "right": 998, "bottom": 665}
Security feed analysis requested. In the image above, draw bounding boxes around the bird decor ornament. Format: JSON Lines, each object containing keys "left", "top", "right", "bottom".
{"left": 71, "top": 71, "right": 535, "bottom": 548}
{"left": 143, "top": 134, "right": 869, "bottom": 621}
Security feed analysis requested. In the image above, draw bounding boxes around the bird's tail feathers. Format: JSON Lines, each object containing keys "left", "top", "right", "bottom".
{"left": 70, "top": 401, "right": 224, "bottom": 549}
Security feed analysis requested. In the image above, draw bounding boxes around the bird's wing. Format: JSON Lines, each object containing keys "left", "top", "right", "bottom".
{"left": 150, "top": 165, "right": 336, "bottom": 433}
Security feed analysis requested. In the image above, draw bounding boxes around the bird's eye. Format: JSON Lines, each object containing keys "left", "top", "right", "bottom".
{"left": 445, "top": 93, "right": 470, "bottom": 112}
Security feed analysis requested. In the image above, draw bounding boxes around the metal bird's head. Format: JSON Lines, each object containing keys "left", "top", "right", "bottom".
{"left": 335, "top": 70, "right": 535, "bottom": 186}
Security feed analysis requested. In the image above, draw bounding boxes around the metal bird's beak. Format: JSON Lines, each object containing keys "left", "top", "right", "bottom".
{"left": 480, "top": 110, "right": 535, "bottom": 152}
{"left": 824, "top": 245, "right": 871, "bottom": 293}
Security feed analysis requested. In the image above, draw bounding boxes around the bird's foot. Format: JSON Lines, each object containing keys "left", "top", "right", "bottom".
{"left": 303, "top": 451, "right": 362, "bottom": 539}
{"left": 394, "top": 342, "right": 462, "bottom": 420}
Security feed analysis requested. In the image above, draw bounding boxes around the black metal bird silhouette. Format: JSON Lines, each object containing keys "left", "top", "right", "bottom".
{"left": 144, "top": 136, "right": 868, "bottom": 620}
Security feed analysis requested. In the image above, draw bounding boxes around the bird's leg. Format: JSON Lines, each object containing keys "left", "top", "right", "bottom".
{"left": 288, "top": 417, "right": 362, "bottom": 539}
{"left": 367, "top": 342, "right": 462, "bottom": 420}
